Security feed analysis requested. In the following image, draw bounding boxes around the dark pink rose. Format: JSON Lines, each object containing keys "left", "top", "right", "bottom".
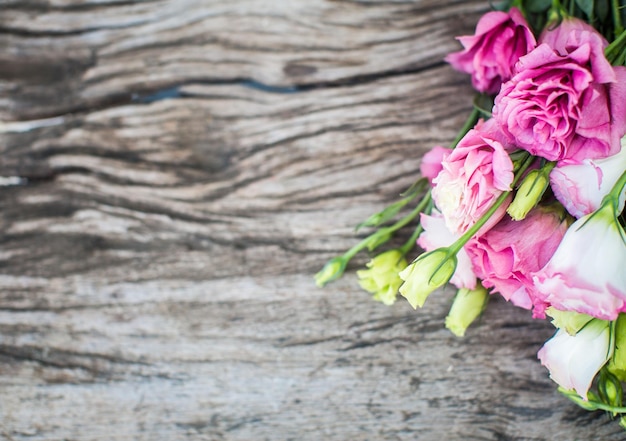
{"left": 465, "top": 206, "right": 569, "bottom": 318}
{"left": 431, "top": 119, "right": 514, "bottom": 235}
{"left": 493, "top": 18, "right": 626, "bottom": 162}
{"left": 446, "top": 7, "right": 536, "bottom": 94}
{"left": 420, "top": 146, "right": 450, "bottom": 184}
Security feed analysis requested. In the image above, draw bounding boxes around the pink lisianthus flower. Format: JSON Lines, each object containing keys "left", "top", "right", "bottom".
{"left": 493, "top": 17, "right": 626, "bottom": 162}
{"left": 420, "top": 146, "right": 450, "bottom": 184}
{"left": 416, "top": 210, "right": 476, "bottom": 290}
{"left": 446, "top": 7, "right": 536, "bottom": 94}
{"left": 538, "top": 319, "right": 612, "bottom": 399}
{"left": 431, "top": 119, "right": 514, "bottom": 235}
{"left": 550, "top": 142, "right": 626, "bottom": 218}
{"left": 532, "top": 203, "right": 626, "bottom": 320}
{"left": 465, "top": 206, "right": 569, "bottom": 317}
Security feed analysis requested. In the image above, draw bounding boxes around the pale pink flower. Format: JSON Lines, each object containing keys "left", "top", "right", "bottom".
{"left": 538, "top": 319, "right": 612, "bottom": 399}
{"left": 532, "top": 203, "right": 626, "bottom": 320}
{"left": 465, "top": 206, "right": 569, "bottom": 317}
{"left": 550, "top": 143, "right": 626, "bottom": 218}
{"left": 420, "top": 146, "right": 450, "bottom": 184}
{"left": 417, "top": 211, "right": 476, "bottom": 290}
{"left": 431, "top": 119, "right": 514, "bottom": 235}
{"left": 446, "top": 7, "right": 536, "bottom": 94}
{"left": 493, "top": 18, "right": 626, "bottom": 162}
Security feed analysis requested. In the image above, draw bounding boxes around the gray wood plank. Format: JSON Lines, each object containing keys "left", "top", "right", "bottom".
{"left": 0, "top": 0, "right": 623, "bottom": 439}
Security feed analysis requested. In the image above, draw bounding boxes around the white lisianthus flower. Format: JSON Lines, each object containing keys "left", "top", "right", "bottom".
{"left": 538, "top": 319, "right": 612, "bottom": 399}
{"left": 532, "top": 202, "right": 626, "bottom": 320}
{"left": 550, "top": 144, "right": 626, "bottom": 218}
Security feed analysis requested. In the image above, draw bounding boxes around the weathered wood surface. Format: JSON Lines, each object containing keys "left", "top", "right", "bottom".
{"left": 0, "top": 1, "right": 623, "bottom": 440}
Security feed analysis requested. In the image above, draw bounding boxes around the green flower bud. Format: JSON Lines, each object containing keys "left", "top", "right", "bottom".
{"left": 445, "top": 284, "right": 489, "bottom": 337}
{"left": 507, "top": 166, "right": 553, "bottom": 221}
{"left": 315, "top": 257, "right": 347, "bottom": 287}
{"left": 398, "top": 248, "right": 457, "bottom": 309}
{"left": 357, "top": 249, "right": 408, "bottom": 305}
{"left": 608, "top": 314, "right": 626, "bottom": 381}
{"left": 545, "top": 307, "right": 594, "bottom": 336}
{"left": 598, "top": 369, "right": 623, "bottom": 411}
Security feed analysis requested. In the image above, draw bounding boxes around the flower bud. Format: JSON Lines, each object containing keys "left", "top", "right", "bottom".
{"left": 608, "top": 314, "right": 626, "bottom": 381}
{"left": 357, "top": 250, "right": 408, "bottom": 305}
{"left": 445, "top": 284, "right": 488, "bottom": 337}
{"left": 315, "top": 257, "right": 347, "bottom": 287}
{"left": 598, "top": 369, "right": 623, "bottom": 410}
{"left": 545, "top": 307, "right": 593, "bottom": 336}
{"left": 507, "top": 168, "right": 551, "bottom": 220}
{"left": 398, "top": 248, "right": 457, "bottom": 309}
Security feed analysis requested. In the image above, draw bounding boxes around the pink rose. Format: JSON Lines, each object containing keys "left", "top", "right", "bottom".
{"left": 420, "top": 146, "right": 450, "bottom": 184}
{"left": 465, "top": 207, "right": 569, "bottom": 317}
{"left": 493, "top": 18, "right": 626, "bottom": 162}
{"left": 532, "top": 203, "right": 626, "bottom": 320}
{"left": 431, "top": 119, "right": 514, "bottom": 235}
{"left": 550, "top": 144, "right": 626, "bottom": 218}
{"left": 416, "top": 211, "right": 477, "bottom": 290}
{"left": 446, "top": 7, "right": 536, "bottom": 94}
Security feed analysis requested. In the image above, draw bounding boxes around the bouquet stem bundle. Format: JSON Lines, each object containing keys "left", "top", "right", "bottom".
{"left": 317, "top": 0, "right": 626, "bottom": 429}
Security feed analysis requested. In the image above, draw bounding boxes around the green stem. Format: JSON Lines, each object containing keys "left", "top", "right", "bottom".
{"left": 550, "top": 0, "right": 569, "bottom": 21}
{"left": 343, "top": 191, "right": 432, "bottom": 261}
{"left": 610, "top": 169, "right": 626, "bottom": 205}
{"left": 399, "top": 225, "right": 424, "bottom": 256}
{"left": 610, "top": 319, "right": 618, "bottom": 363}
{"left": 613, "top": 0, "right": 624, "bottom": 36}
{"left": 449, "top": 107, "right": 480, "bottom": 149}
{"left": 598, "top": 169, "right": 626, "bottom": 216}
{"left": 561, "top": 388, "right": 626, "bottom": 414}
{"left": 399, "top": 193, "right": 433, "bottom": 256}
{"left": 447, "top": 152, "right": 535, "bottom": 256}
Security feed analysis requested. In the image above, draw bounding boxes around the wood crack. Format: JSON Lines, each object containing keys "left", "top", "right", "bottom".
{"left": 3, "top": 61, "right": 447, "bottom": 123}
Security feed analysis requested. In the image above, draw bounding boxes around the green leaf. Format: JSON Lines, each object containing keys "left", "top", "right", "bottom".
{"left": 492, "top": 0, "right": 516, "bottom": 11}
{"left": 575, "top": 0, "right": 595, "bottom": 17}
{"left": 355, "top": 199, "right": 408, "bottom": 231}
{"left": 356, "top": 178, "right": 428, "bottom": 232}
{"left": 524, "top": 0, "right": 552, "bottom": 13}
{"left": 596, "top": 0, "right": 610, "bottom": 21}
{"left": 399, "top": 177, "right": 428, "bottom": 199}
{"left": 472, "top": 94, "right": 494, "bottom": 118}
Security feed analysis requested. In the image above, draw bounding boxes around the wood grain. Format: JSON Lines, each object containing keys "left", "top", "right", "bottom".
{"left": 0, "top": 0, "right": 623, "bottom": 440}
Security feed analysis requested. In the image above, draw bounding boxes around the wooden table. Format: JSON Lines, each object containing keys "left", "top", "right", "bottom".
{"left": 0, "top": 1, "right": 622, "bottom": 439}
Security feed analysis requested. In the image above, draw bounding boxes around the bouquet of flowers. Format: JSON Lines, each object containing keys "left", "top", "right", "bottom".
{"left": 316, "top": 0, "right": 626, "bottom": 429}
